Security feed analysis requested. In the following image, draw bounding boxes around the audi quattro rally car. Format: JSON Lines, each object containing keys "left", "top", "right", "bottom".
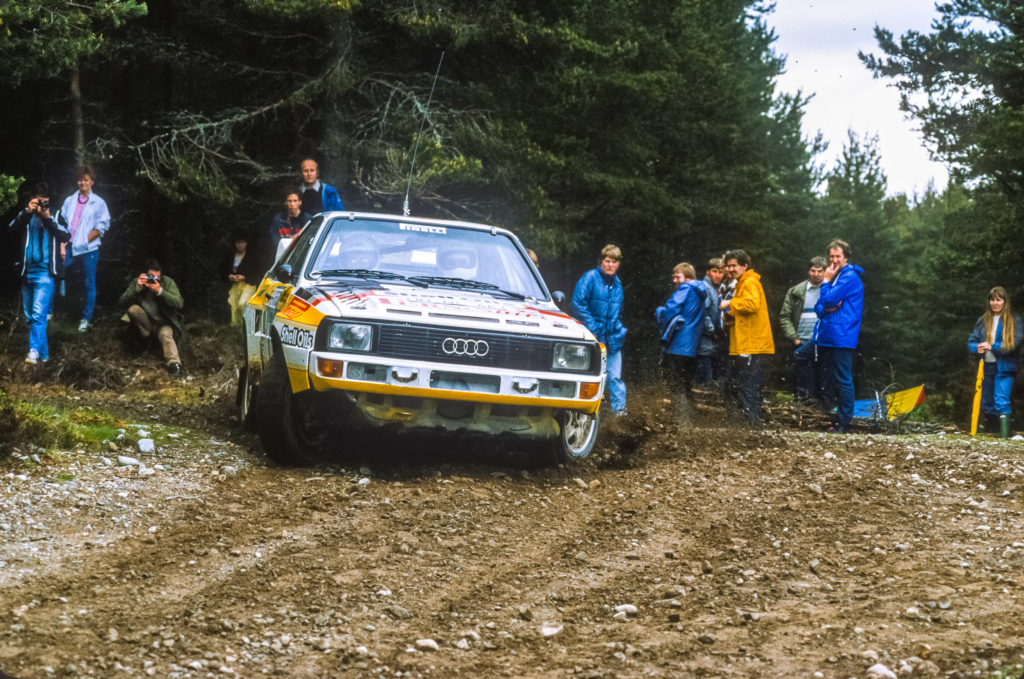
{"left": 239, "top": 211, "right": 606, "bottom": 466}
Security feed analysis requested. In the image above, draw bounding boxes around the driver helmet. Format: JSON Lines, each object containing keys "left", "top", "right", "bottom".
{"left": 339, "top": 233, "right": 380, "bottom": 269}
{"left": 437, "top": 244, "right": 478, "bottom": 279}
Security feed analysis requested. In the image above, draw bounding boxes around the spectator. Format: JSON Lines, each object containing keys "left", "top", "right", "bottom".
{"left": 58, "top": 165, "right": 111, "bottom": 333}
{"left": 780, "top": 256, "right": 827, "bottom": 402}
{"left": 656, "top": 262, "right": 711, "bottom": 422}
{"left": 967, "top": 286, "right": 1023, "bottom": 438}
{"left": 573, "top": 244, "right": 627, "bottom": 416}
{"left": 695, "top": 257, "right": 724, "bottom": 384}
{"left": 298, "top": 158, "right": 344, "bottom": 216}
{"left": 815, "top": 239, "right": 865, "bottom": 434}
{"left": 223, "top": 232, "right": 263, "bottom": 327}
{"left": 119, "top": 259, "right": 185, "bottom": 378}
{"left": 719, "top": 249, "right": 774, "bottom": 425}
{"left": 717, "top": 254, "right": 738, "bottom": 400}
{"left": 267, "top": 191, "right": 310, "bottom": 264}
{"left": 7, "top": 182, "right": 70, "bottom": 364}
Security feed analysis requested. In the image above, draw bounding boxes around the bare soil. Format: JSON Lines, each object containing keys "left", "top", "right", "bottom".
{"left": 1, "top": 319, "right": 1023, "bottom": 679}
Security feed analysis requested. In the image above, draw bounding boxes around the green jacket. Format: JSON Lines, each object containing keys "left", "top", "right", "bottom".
{"left": 779, "top": 279, "right": 810, "bottom": 343}
{"left": 119, "top": 274, "right": 185, "bottom": 337}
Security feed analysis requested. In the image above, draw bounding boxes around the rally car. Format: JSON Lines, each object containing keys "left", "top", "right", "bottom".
{"left": 238, "top": 212, "right": 605, "bottom": 465}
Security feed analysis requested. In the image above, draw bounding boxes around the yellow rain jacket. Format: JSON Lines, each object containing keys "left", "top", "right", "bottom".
{"left": 728, "top": 269, "right": 775, "bottom": 355}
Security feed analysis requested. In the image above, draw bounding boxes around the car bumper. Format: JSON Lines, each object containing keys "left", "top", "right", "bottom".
{"left": 298, "top": 351, "right": 603, "bottom": 415}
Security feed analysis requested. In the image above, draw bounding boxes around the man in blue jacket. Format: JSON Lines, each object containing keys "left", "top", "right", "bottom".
{"left": 298, "top": 158, "right": 344, "bottom": 215}
{"left": 815, "top": 239, "right": 864, "bottom": 434}
{"left": 8, "top": 182, "right": 71, "bottom": 364}
{"left": 656, "top": 262, "right": 711, "bottom": 422}
{"left": 573, "top": 244, "right": 627, "bottom": 415}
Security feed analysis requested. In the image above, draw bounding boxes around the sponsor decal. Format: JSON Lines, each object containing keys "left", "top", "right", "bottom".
{"left": 280, "top": 296, "right": 312, "bottom": 319}
{"left": 400, "top": 223, "right": 447, "bottom": 234}
{"left": 279, "top": 324, "right": 315, "bottom": 349}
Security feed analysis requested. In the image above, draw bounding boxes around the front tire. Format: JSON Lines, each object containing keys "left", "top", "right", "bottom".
{"left": 252, "top": 350, "right": 334, "bottom": 465}
{"left": 236, "top": 364, "right": 257, "bottom": 429}
{"left": 534, "top": 409, "right": 600, "bottom": 466}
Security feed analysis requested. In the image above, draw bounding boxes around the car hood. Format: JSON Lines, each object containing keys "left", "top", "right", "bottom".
{"left": 305, "top": 283, "right": 591, "bottom": 340}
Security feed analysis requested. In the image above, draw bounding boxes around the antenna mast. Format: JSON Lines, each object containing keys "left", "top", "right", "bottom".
{"left": 403, "top": 51, "right": 445, "bottom": 217}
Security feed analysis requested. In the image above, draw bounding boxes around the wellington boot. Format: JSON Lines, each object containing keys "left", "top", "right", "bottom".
{"left": 1000, "top": 414, "right": 1012, "bottom": 439}
{"left": 985, "top": 414, "right": 1000, "bottom": 434}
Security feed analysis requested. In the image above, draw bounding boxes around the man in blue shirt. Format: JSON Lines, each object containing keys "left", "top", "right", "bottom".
{"left": 298, "top": 158, "right": 344, "bottom": 216}
{"left": 8, "top": 182, "right": 71, "bottom": 364}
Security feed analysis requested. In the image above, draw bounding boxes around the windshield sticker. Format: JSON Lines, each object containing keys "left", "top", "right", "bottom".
{"left": 279, "top": 325, "right": 315, "bottom": 349}
{"left": 399, "top": 223, "right": 447, "bottom": 234}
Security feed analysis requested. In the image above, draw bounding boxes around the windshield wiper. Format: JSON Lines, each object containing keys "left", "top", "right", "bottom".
{"left": 406, "top": 276, "right": 527, "bottom": 300}
{"left": 313, "top": 269, "right": 427, "bottom": 287}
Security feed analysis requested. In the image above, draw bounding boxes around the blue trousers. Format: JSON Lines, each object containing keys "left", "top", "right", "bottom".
{"left": 63, "top": 249, "right": 100, "bottom": 322}
{"left": 794, "top": 340, "right": 826, "bottom": 402}
{"left": 821, "top": 346, "right": 855, "bottom": 431}
{"left": 21, "top": 268, "right": 55, "bottom": 360}
{"left": 725, "top": 354, "right": 764, "bottom": 425}
{"left": 981, "top": 362, "right": 1012, "bottom": 415}
{"left": 606, "top": 349, "right": 626, "bottom": 413}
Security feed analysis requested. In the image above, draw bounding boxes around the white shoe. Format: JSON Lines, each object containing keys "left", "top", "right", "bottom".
{"left": 78, "top": 320, "right": 90, "bottom": 333}
{"left": 25, "top": 349, "right": 39, "bottom": 365}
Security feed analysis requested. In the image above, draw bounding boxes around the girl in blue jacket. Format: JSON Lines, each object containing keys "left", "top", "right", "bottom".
{"left": 967, "top": 286, "right": 1024, "bottom": 438}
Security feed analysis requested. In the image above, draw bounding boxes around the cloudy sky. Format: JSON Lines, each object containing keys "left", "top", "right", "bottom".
{"left": 766, "top": 1, "right": 949, "bottom": 197}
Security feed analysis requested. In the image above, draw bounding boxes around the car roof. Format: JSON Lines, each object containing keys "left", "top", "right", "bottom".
{"left": 317, "top": 211, "right": 517, "bottom": 238}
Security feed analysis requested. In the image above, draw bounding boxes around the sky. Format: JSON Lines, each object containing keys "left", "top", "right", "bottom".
{"left": 766, "top": 1, "right": 950, "bottom": 197}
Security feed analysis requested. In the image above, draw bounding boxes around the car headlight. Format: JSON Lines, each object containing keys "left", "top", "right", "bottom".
{"left": 328, "top": 323, "right": 373, "bottom": 352}
{"left": 552, "top": 342, "right": 591, "bottom": 372}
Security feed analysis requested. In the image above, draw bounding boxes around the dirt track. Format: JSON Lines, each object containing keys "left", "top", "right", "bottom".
{"left": 2, "top": 334, "right": 1024, "bottom": 678}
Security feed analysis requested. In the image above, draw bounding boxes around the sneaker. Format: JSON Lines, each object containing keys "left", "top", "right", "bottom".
{"left": 167, "top": 362, "right": 183, "bottom": 378}
{"left": 25, "top": 349, "right": 39, "bottom": 365}
{"left": 77, "top": 319, "right": 90, "bottom": 333}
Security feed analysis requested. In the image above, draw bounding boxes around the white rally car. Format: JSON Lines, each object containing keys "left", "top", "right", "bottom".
{"left": 239, "top": 212, "right": 605, "bottom": 465}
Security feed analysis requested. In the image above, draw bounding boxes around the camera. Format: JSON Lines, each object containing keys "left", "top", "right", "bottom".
{"left": 36, "top": 199, "right": 50, "bottom": 210}
{"left": 145, "top": 273, "right": 158, "bottom": 283}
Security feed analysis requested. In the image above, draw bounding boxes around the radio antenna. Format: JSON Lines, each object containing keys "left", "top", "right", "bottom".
{"left": 403, "top": 50, "right": 445, "bottom": 217}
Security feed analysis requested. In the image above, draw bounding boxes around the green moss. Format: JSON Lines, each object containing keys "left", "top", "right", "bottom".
{"left": 0, "top": 390, "right": 127, "bottom": 459}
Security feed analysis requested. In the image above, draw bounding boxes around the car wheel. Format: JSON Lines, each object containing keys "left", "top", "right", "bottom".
{"left": 534, "top": 409, "right": 600, "bottom": 466}
{"left": 252, "top": 349, "right": 333, "bottom": 466}
{"left": 236, "top": 325, "right": 257, "bottom": 429}
{"left": 236, "top": 364, "right": 257, "bottom": 429}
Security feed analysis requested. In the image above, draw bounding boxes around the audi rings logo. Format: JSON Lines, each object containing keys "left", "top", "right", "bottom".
{"left": 442, "top": 337, "right": 490, "bottom": 357}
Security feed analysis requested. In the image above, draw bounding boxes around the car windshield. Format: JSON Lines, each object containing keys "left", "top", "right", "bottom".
{"left": 306, "top": 218, "right": 547, "bottom": 300}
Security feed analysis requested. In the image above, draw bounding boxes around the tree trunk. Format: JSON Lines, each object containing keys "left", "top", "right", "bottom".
{"left": 70, "top": 65, "right": 85, "bottom": 166}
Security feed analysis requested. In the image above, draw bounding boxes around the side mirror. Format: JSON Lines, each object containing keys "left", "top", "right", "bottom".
{"left": 276, "top": 263, "right": 293, "bottom": 284}
{"left": 552, "top": 291, "right": 566, "bottom": 306}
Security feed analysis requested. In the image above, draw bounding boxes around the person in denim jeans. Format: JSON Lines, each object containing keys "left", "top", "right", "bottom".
{"left": 8, "top": 182, "right": 70, "bottom": 364}
{"left": 573, "top": 244, "right": 628, "bottom": 415}
{"left": 58, "top": 165, "right": 111, "bottom": 333}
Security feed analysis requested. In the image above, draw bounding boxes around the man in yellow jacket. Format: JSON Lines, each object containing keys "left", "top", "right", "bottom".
{"left": 719, "top": 249, "right": 775, "bottom": 425}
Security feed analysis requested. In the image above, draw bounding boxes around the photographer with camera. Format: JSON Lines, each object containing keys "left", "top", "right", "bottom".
{"left": 118, "top": 259, "right": 185, "bottom": 378}
{"left": 7, "top": 182, "right": 71, "bottom": 364}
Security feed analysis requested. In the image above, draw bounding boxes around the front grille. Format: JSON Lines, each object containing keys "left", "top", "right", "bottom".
{"left": 369, "top": 324, "right": 598, "bottom": 374}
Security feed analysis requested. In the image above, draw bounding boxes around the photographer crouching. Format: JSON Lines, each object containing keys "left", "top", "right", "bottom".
{"left": 7, "top": 182, "right": 71, "bottom": 364}
{"left": 119, "top": 259, "right": 185, "bottom": 378}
